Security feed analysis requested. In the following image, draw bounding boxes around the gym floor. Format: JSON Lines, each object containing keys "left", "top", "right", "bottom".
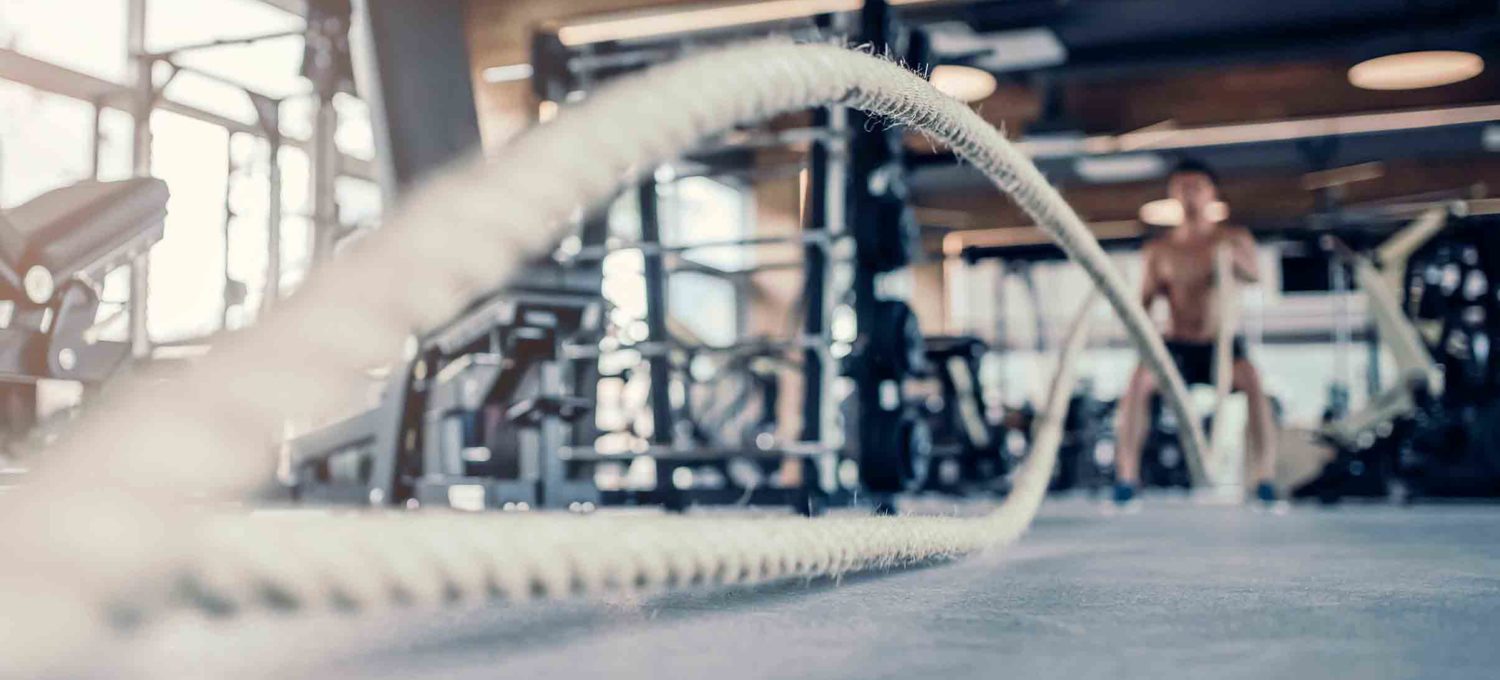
{"left": 129, "top": 499, "right": 1500, "bottom": 680}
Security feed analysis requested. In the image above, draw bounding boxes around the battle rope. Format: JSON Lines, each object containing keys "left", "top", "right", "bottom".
{"left": 170, "top": 293, "right": 1090, "bottom": 624}
{"left": 1204, "top": 244, "right": 1239, "bottom": 486}
{"left": 0, "top": 42, "right": 1205, "bottom": 674}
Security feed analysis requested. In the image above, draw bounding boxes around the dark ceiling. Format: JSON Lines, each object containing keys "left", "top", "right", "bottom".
{"left": 506, "top": 0, "right": 1500, "bottom": 233}
{"left": 914, "top": 0, "right": 1498, "bottom": 79}
{"left": 899, "top": 0, "right": 1500, "bottom": 229}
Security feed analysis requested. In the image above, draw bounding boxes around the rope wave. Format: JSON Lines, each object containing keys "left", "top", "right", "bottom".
{"left": 0, "top": 42, "right": 1204, "bottom": 675}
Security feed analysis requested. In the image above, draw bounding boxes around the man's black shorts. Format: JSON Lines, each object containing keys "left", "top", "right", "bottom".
{"left": 1164, "top": 337, "right": 1247, "bottom": 386}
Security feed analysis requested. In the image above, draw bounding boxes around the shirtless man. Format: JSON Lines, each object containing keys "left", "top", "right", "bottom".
{"left": 1114, "top": 159, "right": 1277, "bottom": 507}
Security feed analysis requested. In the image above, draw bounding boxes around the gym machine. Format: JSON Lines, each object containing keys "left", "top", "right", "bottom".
{"left": 290, "top": 0, "right": 989, "bottom": 515}
{"left": 1299, "top": 203, "right": 1500, "bottom": 501}
{"left": 522, "top": 1, "right": 944, "bottom": 513}
{"left": 284, "top": 265, "right": 603, "bottom": 510}
{"left": 552, "top": 179, "right": 858, "bottom": 515}
{"left": 0, "top": 178, "right": 168, "bottom": 447}
{"left": 840, "top": 0, "right": 935, "bottom": 507}
{"left": 915, "top": 335, "right": 1013, "bottom": 492}
{"left": 679, "top": 342, "right": 786, "bottom": 454}
{"left": 948, "top": 240, "right": 1129, "bottom": 494}
{"left": 283, "top": 0, "right": 611, "bottom": 511}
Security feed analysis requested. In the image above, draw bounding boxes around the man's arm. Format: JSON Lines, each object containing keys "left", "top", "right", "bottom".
{"left": 1226, "top": 227, "right": 1261, "bottom": 283}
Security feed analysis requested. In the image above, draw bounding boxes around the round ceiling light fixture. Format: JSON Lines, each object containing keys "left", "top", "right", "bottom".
{"left": 1348, "top": 50, "right": 1484, "bottom": 91}
{"left": 930, "top": 64, "right": 997, "bottom": 103}
{"left": 1139, "top": 198, "right": 1229, "bottom": 227}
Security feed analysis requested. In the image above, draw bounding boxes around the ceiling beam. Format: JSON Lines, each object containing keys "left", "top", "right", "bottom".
{"left": 253, "top": 0, "right": 306, "bottom": 16}
{"left": 0, "top": 47, "right": 129, "bottom": 105}
{"left": 914, "top": 156, "right": 1500, "bottom": 232}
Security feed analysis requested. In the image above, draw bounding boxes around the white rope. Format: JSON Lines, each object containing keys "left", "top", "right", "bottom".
{"left": 1204, "top": 243, "right": 1239, "bottom": 485}
{"left": 0, "top": 42, "right": 1204, "bottom": 674}
{"left": 1370, "top": 210, "right": 1447, "bottom": 390}
{"left": 1319, "top": 225, "right": 1443, "bottom": 453}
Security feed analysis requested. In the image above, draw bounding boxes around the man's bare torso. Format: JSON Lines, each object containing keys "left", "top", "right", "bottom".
{"left": 1145, "top": 226, "right": 1251, "bottom": 343}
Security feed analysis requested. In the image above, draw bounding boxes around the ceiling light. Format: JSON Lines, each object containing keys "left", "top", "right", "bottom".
{"left": 1139, "top": 199, "right": 1182, "bottom": 227}
{"left": 925, "top": 21, "right": 990, "bottom": 55}
{"left": 929, "top": 65, "right": 996, "bottom": 103}
{"left": 1139, "top": 199, "right": 1228, "bottom": 227}
{"left": 1074, "top": 153, "right": 1167, "bottom": 184}
{"left": 1348, "top": 51, "right": 1484, "bottom": 91}
{"left": 1301, "top": 162, "right": 1385, "bottom": 191}
{"left": 557, "top": 0, "right": 860, "bottom": 46}
{"left": 1016, "top": 132, "right": 1089, "bottom": 158}
{"left": 972, "top": 28, "right": 1067, "bottom": 73}
{"left": 927, "top": 24, "right": 1066, "bottom": 73}
{"left": 482, "top": 63, "right": 534, "bottom": 84}
{"left": 538, "top": 100, "right": 559, "bottom": 122}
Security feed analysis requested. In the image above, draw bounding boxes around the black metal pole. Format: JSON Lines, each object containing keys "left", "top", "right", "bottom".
{"left": 852, "top": 0, "right": 898, "bottom": 511}
{"left": 638, "top": 178, "right": 681, "bottom": 507}
{"left": 573, "top": 210, "right": 610, "bottom": 449}
{"left": 799, "top": 107, "right": 831, "bottom": 444}
{"left": 639, "top": 180, "right": 673, "bottom": 441}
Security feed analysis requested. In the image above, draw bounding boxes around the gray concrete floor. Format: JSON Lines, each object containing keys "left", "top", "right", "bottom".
{"left": 125, "top": 499, "right": 1500, "bottom": 680}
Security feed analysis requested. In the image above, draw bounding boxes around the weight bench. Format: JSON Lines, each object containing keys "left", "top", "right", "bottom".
{"left": 0, "top": 178, "right": 168, "bottom": 382}
{"left": 920, "top": 335, "right": 1005, "bottom": 489}
{"left": 285, "top": 263, "right": 603, "bottom": 510}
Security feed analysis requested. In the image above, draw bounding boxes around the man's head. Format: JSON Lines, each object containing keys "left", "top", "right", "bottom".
{"left": 1166, "top": 158, "right": 1220, "bottom": 221}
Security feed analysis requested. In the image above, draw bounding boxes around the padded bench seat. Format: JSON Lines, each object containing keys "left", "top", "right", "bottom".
{"left": 0, "top": 178, "right": 168, "bottom": 302}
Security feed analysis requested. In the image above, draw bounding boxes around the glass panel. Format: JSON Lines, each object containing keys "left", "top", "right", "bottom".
{"left": 607, "top": 189, "right": 641, "bottom": 241}
{"left": 0, "top": 81, "right": 93, "bottom": 207}
{"left": 147, "top": 0, "right": 303, "bottom": 52}
{"left": 148, "top": 109, "right": 230, "bottom": 341}
{"left": 0, "top": 0, "right": 128, "bottom": 81}
{"left": 278, "top": 145, "right": 311, "bottom": 293}
{"left": 159, "top": 68, "right": 260, "bottom": 127}
{"left": 602, "top": 184, "right": 746, "bottom": 344}
{"left": 663, "top": 176, "right": 752, "bottom": 271}
{"left": 335, "top": 176, "right": 382, "bottom": 229}
{"left": 279, "top": 213, "right": 311, "bottom": 294}
{"left": 226, "top": 135, "right": 271, "bottom": 326}
{"left": 333, "top": 92, "right": 374, "bottom": 161}
{"left": 282, "top": 93, "right": 374, "bottom": 161}
{"left": 602, "top": 249, "right": 647, "bottom": 335}
{"left": 97, "top": 108, "right": 135, "bottom": 182}
{"left": 669, "top": 271, "right": 737, "bottom": 347}
{"left": 279, "top": 144, "right": 309, "bottom": 215}
{"left": 148, "top": 0, "right": 305, "bottom": 91}
{"left": 279, "top": 94, "right": 314, "bottom": 141}
{"left": 171, "top": 33, "right": 307, "bottom": 100}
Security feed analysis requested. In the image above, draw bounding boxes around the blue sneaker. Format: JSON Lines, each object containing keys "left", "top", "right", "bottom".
{"left": 1111, "top": 483, "right": 1141, "bottom": 513}
{"left": 1253, "top": 481, "right": 1289, "bottom": 513}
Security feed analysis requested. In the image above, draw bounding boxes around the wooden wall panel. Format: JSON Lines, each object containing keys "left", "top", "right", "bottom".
{"left": 1066, "top": 60, "right": 1500, "bottom": 134}
{"left": 915, "top": 156, "right": 1500, "bottom": 230}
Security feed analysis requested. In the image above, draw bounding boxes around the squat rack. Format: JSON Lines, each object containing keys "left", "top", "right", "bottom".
{"left": 528, "top": 0, "right": 942, "bottom": 511}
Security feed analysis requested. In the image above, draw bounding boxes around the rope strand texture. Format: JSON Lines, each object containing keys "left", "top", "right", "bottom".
{"left": 163, "top": 294, "right": 1092, "bottom": 619}
{"left": 0, "top": 42, "right": 1202, "bottom": 674}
